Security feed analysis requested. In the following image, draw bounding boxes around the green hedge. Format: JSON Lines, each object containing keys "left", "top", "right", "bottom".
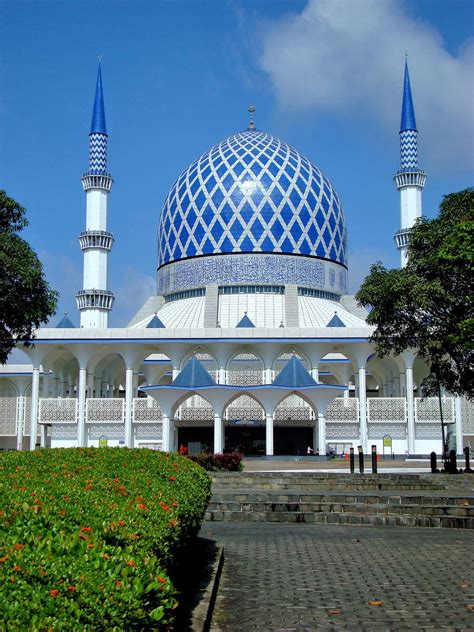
{"left": 188, "top": 452, "right": 243, "bottom": 471}
{"left": 0, "top": 448, "right": 211, "bottom": 630}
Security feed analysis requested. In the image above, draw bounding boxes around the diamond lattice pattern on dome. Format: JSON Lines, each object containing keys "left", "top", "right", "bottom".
{"left": 158, "top": 130, "right": 346, "bottom": 268}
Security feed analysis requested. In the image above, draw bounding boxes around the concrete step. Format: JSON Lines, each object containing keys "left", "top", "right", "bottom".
{"left": 210, "top": 490, "right": 474, "bottom": 506}
{"left": 204, "top": 509, "right": 474, "bottom": 529}
{"left": 207, "top": 500, "right": 474, "bottom": 518}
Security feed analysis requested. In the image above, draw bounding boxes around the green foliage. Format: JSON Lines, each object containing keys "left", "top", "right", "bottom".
{"left": 188, "top": 452, "right": 243, "bottom": 471}
{"left": 0, "top": 448, "right": 211, "bottom": 629}
{"left": 356, "top": 189, "right": 474, "bottom": 399}
{"left": 0, "top": 190, "right": 58, "bottom": 364}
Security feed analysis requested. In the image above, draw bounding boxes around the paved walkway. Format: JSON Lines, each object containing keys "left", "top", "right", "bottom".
{"left": 202, "top": 522, "right": 474, "bottom": 631}
{"left": 242, "top": 458, "right": 437, "bottom": 473}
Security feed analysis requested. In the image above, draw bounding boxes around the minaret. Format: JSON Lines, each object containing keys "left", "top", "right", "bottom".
{"left": 394, "top": 59, "right": 426, "bottom": 267}
{"left": 76, "top": 63, "right": 115, "bottom": 327}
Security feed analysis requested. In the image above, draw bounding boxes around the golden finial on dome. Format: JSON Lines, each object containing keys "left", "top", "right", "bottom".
{"left": 248, "top": 105, "right": 256, "bottom": 130}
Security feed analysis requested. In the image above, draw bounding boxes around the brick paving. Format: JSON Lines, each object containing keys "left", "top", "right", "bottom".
{"left": 203, "top": 522, "right": 474, "bottom": 631}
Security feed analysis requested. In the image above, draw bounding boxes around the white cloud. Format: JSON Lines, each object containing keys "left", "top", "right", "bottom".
{"left": 347, "top": 246, "right": 398, "bottom": 294}
{"left": 110, "top": 267, "right": 156, "bottom": 326}
{"left": 259, "top": 0, "right": 474, "bottom": 169}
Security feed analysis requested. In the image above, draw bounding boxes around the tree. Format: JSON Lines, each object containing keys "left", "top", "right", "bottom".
{"left": 356, "top": 189, "right": 474, "bottom": 455}
{"left": 0, "top": 190, "right": 58, "bottom": 364}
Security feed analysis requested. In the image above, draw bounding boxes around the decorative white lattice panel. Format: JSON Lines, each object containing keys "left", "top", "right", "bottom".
{"left": 180, "top": 395, "right": 213, "bottom": 421}
{"left": 22, "top": 398, "right": 40, "bottom": 437}
{"left": 368, "top": 423, "right": 406, "bottom": 439}
{"left": 461, "top": 398, "right": 474, "bottom": 434}
{"left": 325, "top": 398, "right": 359, "bottom": 423}
{"left": 89, "top": 424, "right": 125, "bottom": 439}
{"left": 415, "top": 423, "right": 442, "bottom": 439}
{"left": 227, "top": 395, "right": 264, "bottom": 422}
{"left": 274, "top": 395, "right": 312, "bottom": 421}
{"left": 86, "top": 399, "right": 124, "bottom": 424}
{"left": 415, "top": 398, "right": 454, "bottom": 423}
{"left": 367, "top": 398, "right": 406, "bottom": 423}
{"left": 135, "top": 424, "right": 163, "bottom": 440}
{"left": 39, "top": 398, "right": 77, "bottom": 424}
{"left": 133, "top": 398, "right": 163, "bottom": 423}
{"left": 326, "top": 423, "right": 359, "bottom": 439}
{"left": 51, "top": 425, "right": 78, "bottom": 440}
{"left": 0, "top": 380, "right": 18, "bottom": 435}
{"left": 227, "top": 370, "right": 263, "bottom": 386}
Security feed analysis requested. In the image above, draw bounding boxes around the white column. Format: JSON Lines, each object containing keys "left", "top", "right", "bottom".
{"left": 87, "top": 372, "right": 95, "bottom": 398}
{"left": 77, "top": 367, "right": 87, "bottom": 447}
{"left": 40, "top": 424, "right": 48, "bottom": 448}
{"left": 312, "top": 422, "right": 318, "bottom": 453}
{"left": 29, "top": 366, "right": 40, "bottom": 451}
{"left": 265, "top": 413, "right": 274, "bottom": 456}
{"left": 358, "top": 367, "right": 368, "bottom": 452}
{"left": 311, "top": 368, "right": 319, "bottom": 381}
{"left": 264, "top": 367, "right": 272, "bottom": 384}
{"left": 51, "top": 377, "right": 59, "bottom": 398}
{"left": 214, "top": 414, "right": 223, "bottom": 454}
{"left": 405, "top": 367, "right": 415, "bottom": 454}
{"left": 94, "top": 377, "right": 102, "bottom": 398}
{"left": 124, "top": 367, "right": 133, "bottom": 448}
{"left": 455, "top": 396, "right": 463, "bottom": 455}
{"left": 42, "top": 373, "right": 50, "bottom": 398}
{"left": 218, "top": 367, "right": 226, "bottom": 384}
{"left": 16, "top": 395, "right": 24, "bottom": 451}
{"left": 343, "top": 387, "right": 350, "bottom": 405}
{"left": 59, "top": 380, "right": 67, "bottom": 398}
{"left": 172, "top": 366, "right": 179, "bottom": 380}
{"left": 162, "top": 414, "right": 171, "bottom": 451}
{"left": 318, "top": 412, "right": 326, "bottom": 455}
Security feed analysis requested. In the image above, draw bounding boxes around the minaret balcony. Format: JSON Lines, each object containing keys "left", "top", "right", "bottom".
{"left": 76, "top": 289, "right": 115, "bottom": 311}
{"left": 394, "top": 169, "right": 426, "bottom": 190}
{"left": 394, "top": 227, "right": 412, "bottom": 250}
{"left": 81, "top": 173, "right": 113, "bottom": 192}
{"left": 79, "top": 230, "right": 114, "bottom": 251}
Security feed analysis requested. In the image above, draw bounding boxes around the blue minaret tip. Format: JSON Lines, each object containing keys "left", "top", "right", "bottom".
{"left": 90, "top": 63, "right": 107, "bottom": 135}
{"left": 400, "top": 59, "right": 417, "bottom": 132}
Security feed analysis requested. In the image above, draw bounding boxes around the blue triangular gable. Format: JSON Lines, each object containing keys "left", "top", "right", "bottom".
{"left": 172, "top": 356, "right": 217, "bottom": 388}
{"left": 236, "top": 313, "right": 255, "bottom": 328}
{"left": 272, "top": 356, "right": 317, "bottom": 388}
{"left": 56, "top": 314, "right": 75, "bottom": 328}
{"left": 146, "top": 314, "right": 165, "bottom": 329}
{"left": 326, "top": 313, "right": 346, "bottom": 328}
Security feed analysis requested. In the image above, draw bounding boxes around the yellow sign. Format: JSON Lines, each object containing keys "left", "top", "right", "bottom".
{"left": 383, "top": 435, "right": 392, "bottom": 447}
{"left": 98, "top": 437, "right": 108, "bottom": 448}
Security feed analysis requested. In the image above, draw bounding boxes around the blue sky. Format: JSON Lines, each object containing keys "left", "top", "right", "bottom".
{"left": 1, "top": 0, "right": 473, "bottom": 329}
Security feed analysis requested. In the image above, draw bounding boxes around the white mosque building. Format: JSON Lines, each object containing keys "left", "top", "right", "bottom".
{"left": 0, "top": 63, "right": 471, "bottom": 456}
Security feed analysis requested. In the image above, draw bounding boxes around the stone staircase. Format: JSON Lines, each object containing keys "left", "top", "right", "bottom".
{"left": 205, "top": 472, "right": 474, "bottom": 529}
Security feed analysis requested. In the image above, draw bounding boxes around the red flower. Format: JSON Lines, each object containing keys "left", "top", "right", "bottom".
{"left": 14, "top": 544, "right": 24, "bottom": 550}
{"left": 84, "top": 485, "right": 92, "bottom": 490}
{"left": 80, "top": 527, "right": 92, "bottom": 532}
{"left": 169, "top": 518, "right": 178, "bottom": 527}
{"left": 0, "top": 556, "right": 9, "bottom": 563}
{"left": 118, "top": 520, "right": 125, "bottom": 526}
{"left": 79, "top": 534, "right": 89, "bottom": 541}
{"left": 19, "top": 487, "right": 26, "bottom": 491}
{"left": 113, "top": 478, "right": 120, "bottom": 483}
{"left": 159, "top": 502, "right": 170, "bottom": 512}
{"left": 137, "top": 504, "right": 148, "bottom": 510}
{"left": 169, "top": 476, "right": 176, "bottom": 482}
{"left": 67, "top": 585, "right": 76, "bottom": 592}
{"left": 49, "top": 589, "right": 60, "bottom": 597}
{"left": 13, "top": 565, "right": 21, "bottom": 572}
{"left": 126, "top": 560, "right": 136, "bottom": 568}
{"left": 157, "top": 576, "right": 167, "bottom": 584}
{"left": 115, "top": 580, "right": 122, "bottom": 588}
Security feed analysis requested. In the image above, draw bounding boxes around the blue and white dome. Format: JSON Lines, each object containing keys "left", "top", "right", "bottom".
{"left": 157, "top": 129, "right": 347, "bottom": 296}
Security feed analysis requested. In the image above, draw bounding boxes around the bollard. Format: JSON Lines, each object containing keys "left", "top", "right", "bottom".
{"left": 358, "top": 446, "right": 364, "bottom": 474}
{"left": 371, "top": 445, "right": 377, "bottom": 474}
{"left": 449, "top": 449, "right": 457, "bottom": 474}
{"left": 430, "top": 451, "right": 437, "bottom": 473}
{"left": 464, "top": 446, "right": 472, "bottom": 473}
{"left": 349, "top": 447, "right": 355, "bottom": 474}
